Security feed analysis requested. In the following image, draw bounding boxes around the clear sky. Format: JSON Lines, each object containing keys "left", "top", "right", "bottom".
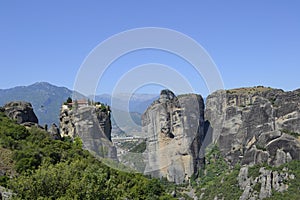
{"left": 1, "top": 1, "right": 300, "bottom": 96}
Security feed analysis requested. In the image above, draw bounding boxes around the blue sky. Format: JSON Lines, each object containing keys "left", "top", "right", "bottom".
{"left": 1, "top": 1, "right": 300, "bottom": 96}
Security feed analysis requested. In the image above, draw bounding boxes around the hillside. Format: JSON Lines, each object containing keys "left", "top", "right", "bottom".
{"left": 0, "top": 109, "right": 174, "bottom": 199}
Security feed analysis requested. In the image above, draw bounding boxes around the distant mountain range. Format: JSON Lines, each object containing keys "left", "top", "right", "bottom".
{"left": 0, "top": 82, "right": 158, "bottom": 135}
{"left": 0, "top": 82, "right": 84, "bottom": 126}
{"left": 94, "top": 93, "right": 158, "bottom": 114}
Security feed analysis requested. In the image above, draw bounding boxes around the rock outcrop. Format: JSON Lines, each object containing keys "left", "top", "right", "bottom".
{"left": 0, "top": 186, "right": 12, "bottom": 200}
{"left": 59, "top": 104, "right": 117, "bottom": 160}
{"left": 142, "top": 90, "right": 205, "bottom": 183}
{"left": 238, "top": 165, "right": 294, "bottom": 199}
{"left": 205, "top": 87, "right": 300, "bottom": 167}
{"left": 3, "top": 101, "right": 38, "bottom": 125}
{"left": 48, "top": 123, "right": 61, "bottom": 140}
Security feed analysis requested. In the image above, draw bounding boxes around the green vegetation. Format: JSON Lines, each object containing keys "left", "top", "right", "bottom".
{"left": 130, "top": 141, "right": 146, "bottom": 153}
{"left": 256, "top": 144, "right": 267, "bottom": 151}
{"left": 195, "top": 145, "right": 300, "bottom": 199}
{"left": 248, "top": 164, "right": 262, "bottom": 178}
{"left": 194, "top": 145, "right": 243, "bottom": 200}
{"left": 99, "top": 103, "right": 110, "bottom": 112}
{"left": 118, "top": 140, "right": 139, "bottom": 150}
{"left": 264, "top": 160, "right": 300, "bottom": 200}
{"left": 253, "top": 182, "right": 261, "bottom": 192}
{"left": 0, "top": 111, "right": 174, "bottom": 199}
{"left": 281, "top": 129, "right": 300, "bottom": 138}
{"left": 247, "top": 161, "right": 300, "bottom": 200}
{"left": 269, "top": 97, "right": 277, "bottom": 105}
{"left": 226, "top": 86, "right": 274, "bottom": 95}
{"left": 66, "top": 97, "right": 72, "bottom": 104}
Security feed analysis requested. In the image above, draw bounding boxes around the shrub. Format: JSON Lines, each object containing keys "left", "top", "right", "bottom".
{"left": 281, "top": 129, "right": 300, "bottom": 138}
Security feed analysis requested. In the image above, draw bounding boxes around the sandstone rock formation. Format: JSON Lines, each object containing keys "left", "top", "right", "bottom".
{"left": 3, "top": 101, "right": 38, "bottom": 125}
{"left": 59, "top": 104, "right": 117, "bottom": 160}
{"left": 48, "top": 123, "right": 61, "bottom": 140}
{"left": 238, "top": 165, "right": 294, "bottom": 199}
{"left": 142, "top": 90, "right": 205, "bottom": 183}
{"left": 205, "top": 87, "right": 300, "bottom": 167}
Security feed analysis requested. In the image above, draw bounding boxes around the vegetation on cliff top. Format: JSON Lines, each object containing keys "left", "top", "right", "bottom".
{"left": 226, "top": 86, "right": 276, "bottom": 95}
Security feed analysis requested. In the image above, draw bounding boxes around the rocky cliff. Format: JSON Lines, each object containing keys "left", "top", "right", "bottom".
{"left": 142, "top": 90, "right": 205, "bottom": 183}
{"left": 2, "top": 101, "right": 38, "bottom": 125}
{"left": 59, "top": 104, "right": 117, "bottom": 160}
{"left": 205, "top": 87, "right": 300, "bottom": 167}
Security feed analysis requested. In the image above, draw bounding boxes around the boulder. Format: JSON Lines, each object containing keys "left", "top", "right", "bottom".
{"left": 3, "top": 101, "right": 38, "bottom": 124}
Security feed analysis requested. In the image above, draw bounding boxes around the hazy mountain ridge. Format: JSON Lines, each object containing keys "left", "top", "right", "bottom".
{"left": 0, "top": 82, "right": 83, "bottom": 126}
{"left": 0, "top": 83, "right": 157, "bottom": 134}
{"left": 94, "top": 93, "right": 159, "bottom": 113}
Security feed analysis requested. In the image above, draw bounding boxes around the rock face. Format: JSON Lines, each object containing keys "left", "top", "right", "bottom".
{"left": 0, "top": 186, "right": 12, "bottom": 200}
{"left": 3, "top": 101, "right": 38, "bottom": 124}
{"left": 142, "top": 90, "right": 205, "bottom": 183}
{"left": 48, "top": 123, "right": 61, "bottom": 140}
{"left": 238, "top": 166, "right": 294, "bottom": 199}
{"left": 59, "top": 104, "right": 117, "bottom": 160}
{"left": 205, "top": 87, "right": 300, "bottom": 167}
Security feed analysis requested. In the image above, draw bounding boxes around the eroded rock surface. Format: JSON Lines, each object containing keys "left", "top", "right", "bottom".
{"left": 142, "top": 90, "right": 205, "bottom": 183}
{"left": 48, "top": 123, "right": 61, "bottom": 140}
{"left": 59, "top": 104, "right": 117, "bottom": 160}
{"left": 3, "top": 101, "right": 38, "bottom": 125}
{"left": 205, "top": 87, "right": 300, "bottom": 166}
{"left": 238, "top": 166, "right": 293, "bottom": 200}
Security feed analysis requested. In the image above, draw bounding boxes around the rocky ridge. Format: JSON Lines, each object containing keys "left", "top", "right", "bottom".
{"left": 205, "top": 87, "right": 300, "bottom": 167}
{"left": 142, "top": 87, "right": 300, "bottom": 199}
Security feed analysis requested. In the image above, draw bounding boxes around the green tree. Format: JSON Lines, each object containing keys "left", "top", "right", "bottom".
{"left": 66, "top": 97, "right": 72, "bottom": 104}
